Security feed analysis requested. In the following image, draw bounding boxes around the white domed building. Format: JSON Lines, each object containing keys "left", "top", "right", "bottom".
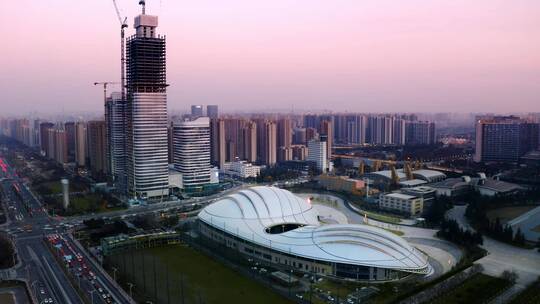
{"left": 198, "top": 186, "right": 430, "bottom": 281}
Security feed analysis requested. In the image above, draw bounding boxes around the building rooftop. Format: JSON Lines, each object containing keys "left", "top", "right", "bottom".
{"left": 369, "top": 170, "right": 407, "bottom": 180}
{"left": 411, "top": 169, "right": 447, "bottom": 180}
{"left": 399, "top": 179, "right": 428, "bottom": 187}
{"left": 405, "top": 186, "right": 436, "bottom": 194}
{"left": 431, "top": 178, "right": 470, "bottom": 189}
{"left": 475, "top": 179, "right": 523, "bottom": 193}
{"left": 383, "top": 192, "right": 418, "bottom": 200}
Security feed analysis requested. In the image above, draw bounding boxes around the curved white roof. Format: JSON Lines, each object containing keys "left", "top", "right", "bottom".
{"left": 198, "top": 186, "right": 429, "bottom": 274}
{"left": 412, "top": 169, "right": 447, "bottom": 181}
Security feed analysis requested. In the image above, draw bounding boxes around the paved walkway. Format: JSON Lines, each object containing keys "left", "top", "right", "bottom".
{"left": 446, "top": 205, "right": 540, "bottom": 301}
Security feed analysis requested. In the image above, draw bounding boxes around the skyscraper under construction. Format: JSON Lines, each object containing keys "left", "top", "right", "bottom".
{"left": 125, "top": 4, "right": 169, "bottom": 198}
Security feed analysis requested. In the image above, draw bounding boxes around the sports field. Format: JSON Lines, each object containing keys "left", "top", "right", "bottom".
{"left": 486, "top": 206, "right": 536, "bottom": 224}
{"left": 107, "top": 244, "right": 292, "bottom": 304}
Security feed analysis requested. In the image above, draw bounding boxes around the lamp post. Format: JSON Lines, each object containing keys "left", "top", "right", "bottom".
{"left": 88, "top": 290, "right": 96, "bottom": 304}
{"left": 112, "top": 267, "right": 118, "bottom": 282}
{"left": 127, "top": 282, "right": 135, "bottom": 299}
{"left": 31, "top": 281, "right": 38, "bottom": 299}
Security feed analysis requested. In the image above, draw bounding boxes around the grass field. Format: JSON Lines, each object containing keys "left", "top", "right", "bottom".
{"left": 107, "top": 245, "right": 292, "bottom": 304}
{"left": 431, "top": 273, "right": 510, "bottom": 304}
{"left": 361, "top": 210, "right": 402, "bottom": 224}
{"left": 40, "top": 181, "right": 62, "bottom": 194}
{"left": 0, "top": 293, "right": 15, "bottom": 304}
{"left": 486, "top": 206, "right": 536, "bottom": 224}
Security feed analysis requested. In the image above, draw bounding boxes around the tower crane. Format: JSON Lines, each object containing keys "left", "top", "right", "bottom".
{"left": 93, "top": 82, "right": 120, "bottom": 103}
{"left": 112, "top": 0, "right": 128, "bottom": 100}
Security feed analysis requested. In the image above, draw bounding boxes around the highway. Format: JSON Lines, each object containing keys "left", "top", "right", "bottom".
{"left": 0, "top": 155, "right": 134, "bottom": 304}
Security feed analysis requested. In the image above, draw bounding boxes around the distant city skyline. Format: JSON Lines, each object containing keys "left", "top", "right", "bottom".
{"left": 1, "top": 0, "right": 539, "bottom": 114}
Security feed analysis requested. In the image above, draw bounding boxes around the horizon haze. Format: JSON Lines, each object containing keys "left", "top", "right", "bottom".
{"left": 1, "top": 0, "right": 539, "bottom": 114}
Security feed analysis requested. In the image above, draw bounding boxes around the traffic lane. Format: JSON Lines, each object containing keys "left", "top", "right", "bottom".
{"left": 18, "top": 241, "right": 62, "bottom": 304}
{"left": 65, "top": 235, "right": 125, "bottom": 304}
{"left": 48, "top": 234, "right": 109, "bottom": 304}
{"left": 35, "top": 240, "right": 84, "bottom": 304}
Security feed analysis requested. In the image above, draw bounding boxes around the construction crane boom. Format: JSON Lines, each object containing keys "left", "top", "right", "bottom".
{"left": 93, "top": 82, "right": 120, "bottom": 103}
{"left": 112, "top": 0, "right": 128, "bottom": 101}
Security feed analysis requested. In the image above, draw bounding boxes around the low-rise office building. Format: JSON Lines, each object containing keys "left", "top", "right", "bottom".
{"left": 222, "top": 160, "right": 262, "bottom": 178}
{"left": 317, "top": 175, "right": 365, "bottom": 194}
{"left": 379, "top": 192, "right": 424, "bottom": 216}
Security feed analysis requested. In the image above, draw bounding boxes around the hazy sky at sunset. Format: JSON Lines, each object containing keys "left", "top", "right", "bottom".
{"left": 1, "top": 0, "right": 539, "bottom": 115}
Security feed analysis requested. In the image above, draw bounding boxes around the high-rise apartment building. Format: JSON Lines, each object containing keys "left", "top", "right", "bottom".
{"left": 474, "top": 116, "right": 539, "bottom": 163}
{"left": 319, "top": 120, "right": 333, "bottom": 161}
{"left": 46, "top": 128, "right": 56, "bottom": 160}
{"left": 105, "top": 91, "right": 127, "bottom": 193}
{"left": 173, "top": 117, "right": 212, "bottom": 190}
{"left": 210, "top": 118, "right": 226, "bottom": 168}
{"left": 125, "top": 7, "right": 169, "bottom": 198}
{"left": 64, "top": 122, "right": 76, "bottom": 162}
{"left": 54, "top": 128, "right": 67, "bottom": 164}
{"left": 87, "top": 121, "right": 108, "bottom": 178}
{"left": 242, "top": 121, "right": 257, "bottom": 163}
{"left": 392, "top": 118, "right": 407, "bottom": 145}
{"left": 257, "top": 120, "right": 277, "bottom": 166}
{"left": 293, "top": 128, "right": 307, "bottom": 145}
{"left": 277, "top": 118, "right": 293, "bottom": 162}
{"left": 207, "top": 105, "right": 219, "bottom": 119}
{"left": 39, "top": 122, "right": 54, "bottom": 157}
{"left": 406, "top": 121, "right": 436, "bottom": 145}
{"left": 75, "top": 122, "right": 87, "bottom": 167}
{"left": 307, "top": 139, "right": 328, "bottom": 172}
{"left": 191, "top": 105, "right": 204, "bottom": 118}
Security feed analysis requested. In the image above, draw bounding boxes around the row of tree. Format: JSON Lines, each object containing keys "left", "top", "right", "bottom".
{"left": 465, "top": 190, "right": 537, "bottom": 247}
{"left": 436, "top": 219, "right": 483, "bottom": 248}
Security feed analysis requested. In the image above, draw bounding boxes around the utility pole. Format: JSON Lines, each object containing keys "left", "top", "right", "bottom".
{"left": 166, "top": 265, "right": 170, "bottom": 304}
{"left": 153, "top": 255, "right": 157, "bottom": 301}
{"left": 142, "top": 253, "right": 146, "bottom": 293}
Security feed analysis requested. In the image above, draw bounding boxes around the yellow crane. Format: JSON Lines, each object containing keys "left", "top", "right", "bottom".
{"left": 359, "top": 160, "right": 365, "bottom": 175}
{"left": 404, "top": 162, "right": 414, "bottom": 180}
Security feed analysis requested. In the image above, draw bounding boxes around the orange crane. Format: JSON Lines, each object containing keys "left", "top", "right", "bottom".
{"left": 112, "top": 0, "right": 128, "bottom": 100}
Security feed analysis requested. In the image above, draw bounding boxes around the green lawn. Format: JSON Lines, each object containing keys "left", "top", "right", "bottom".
{"left": 40, "top": 181, "right": 62, "bottom": 194}
{"left": 107, "top": 245, "right": 292, "bottom": 304}
{"left": 361, "top": 210, "right": 402, "bottom": 224}
{"left": 432, "top": 273, "right": 510, "bottom": 304}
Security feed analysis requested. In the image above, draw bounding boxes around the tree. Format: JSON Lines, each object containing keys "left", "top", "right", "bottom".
{"left": 0, "top": 234, "right": 15, "bottom": 269}
{"left": 501, "top": 270, "right": 519, "bottom": 284}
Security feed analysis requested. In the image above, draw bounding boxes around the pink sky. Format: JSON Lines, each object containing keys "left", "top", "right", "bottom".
{"left": 1, "top": 0, "right": 539, "bottom": 114}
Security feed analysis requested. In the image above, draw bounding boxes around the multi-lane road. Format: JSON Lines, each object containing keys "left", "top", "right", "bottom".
{"left": 1, "top": 152, "right": 247, "bottom": 304}
{"left": 0, "top": 156, "right": 134, "bottom": 304}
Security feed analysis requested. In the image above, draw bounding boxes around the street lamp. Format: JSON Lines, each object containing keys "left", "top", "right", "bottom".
{"left": 112, "top": 267, "right": 118, "bottom": 282}
{"left": 31, "top": 281, "right": 38, "bottom": 299}
{"left": 127, "top": 282, "right": 135, "bottom": 298}
{"left": 88, "top": 289, "right": 96, "bottom": 304}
